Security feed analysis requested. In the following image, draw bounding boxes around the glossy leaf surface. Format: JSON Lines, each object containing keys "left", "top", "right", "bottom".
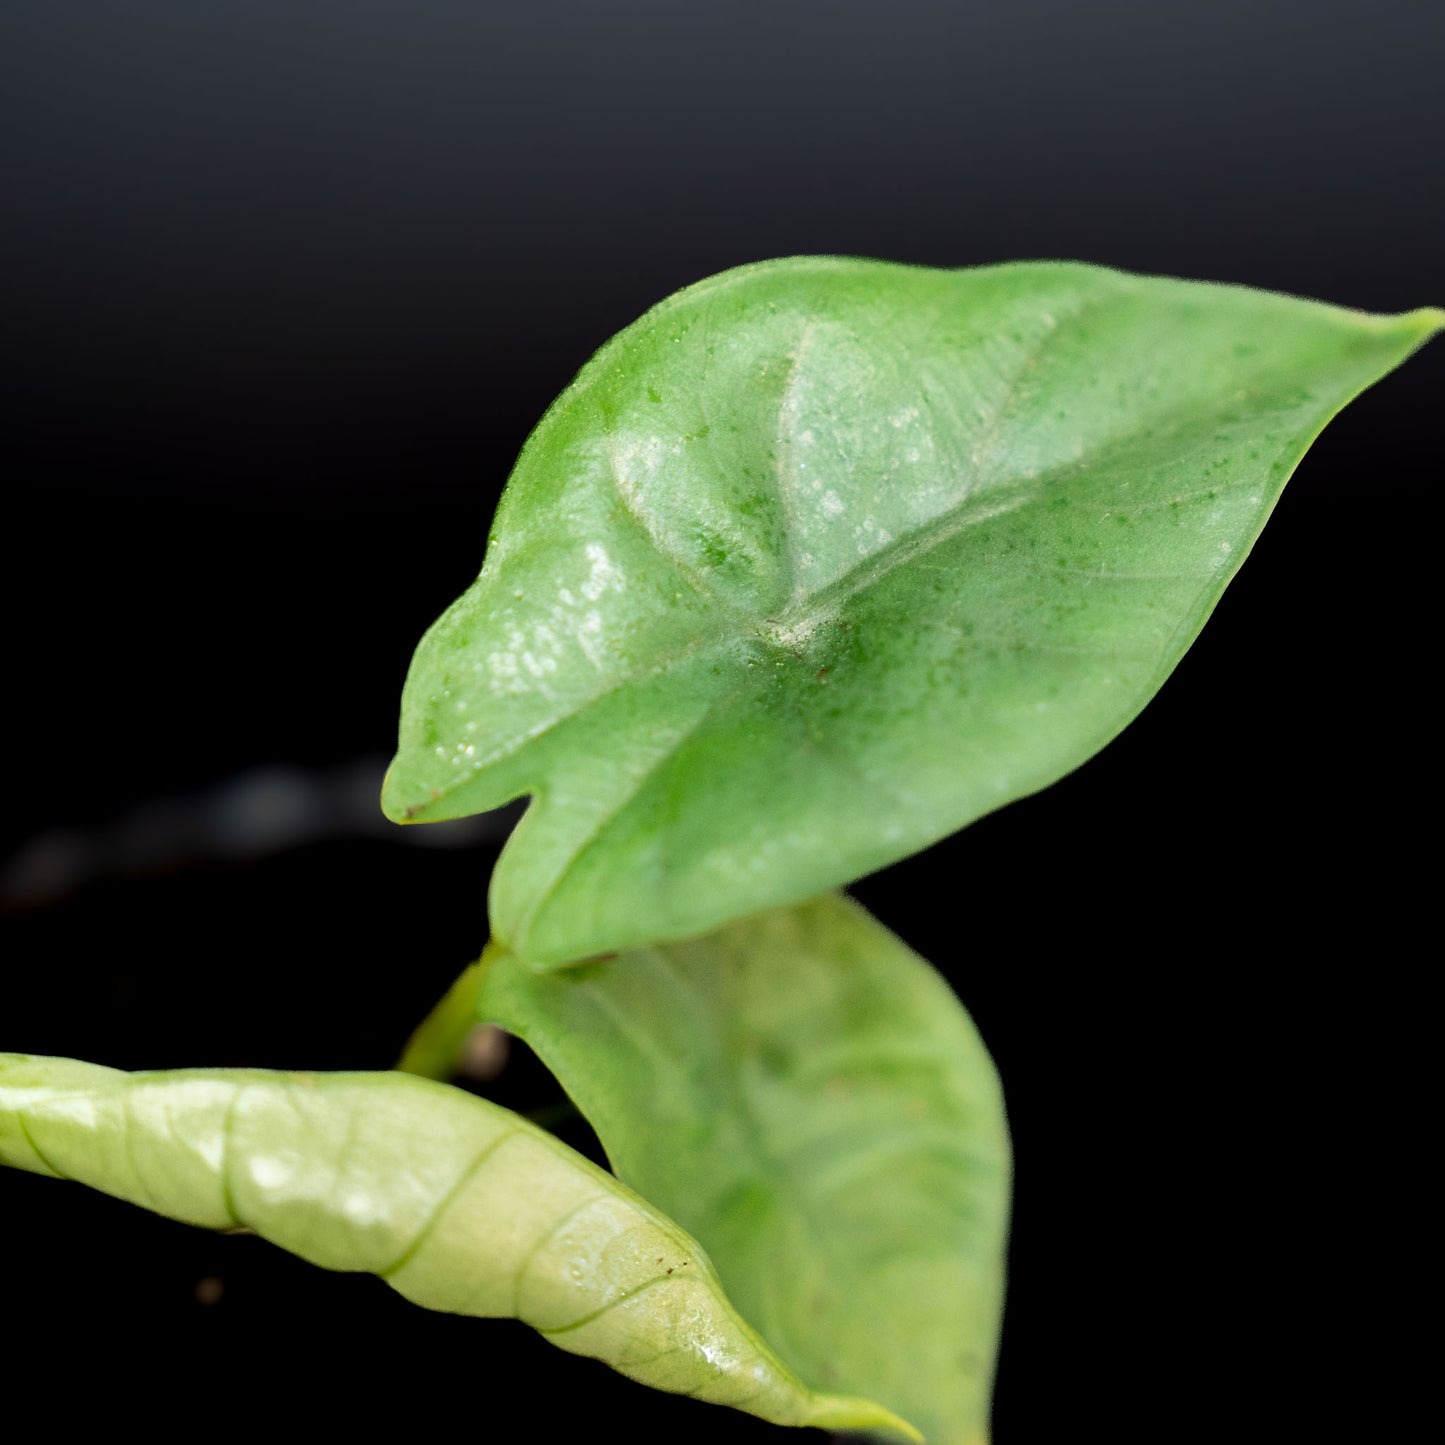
{"left": 383, "top": 258, "right": 1440, "bottom": 965}
{"left": 406, "top": 895, "right": 1010, "bottom": 1445}
{"left": 0, "top": 1054, "right": 915, "bottom": 1438}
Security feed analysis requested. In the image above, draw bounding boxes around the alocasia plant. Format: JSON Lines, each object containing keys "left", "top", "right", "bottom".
{"left": 3, "top": 259, "right": 1437, "bottom": 1443}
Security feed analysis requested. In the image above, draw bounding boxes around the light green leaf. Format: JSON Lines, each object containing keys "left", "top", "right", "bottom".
{"left": 0, "top": 1053, "right": 916, "bottom": 1439}
{"left": 405, "top": 895, "right": 1010, "bottom": 1445}
{"left": 382, "top": 257, "right": 1441, "bottom": 966}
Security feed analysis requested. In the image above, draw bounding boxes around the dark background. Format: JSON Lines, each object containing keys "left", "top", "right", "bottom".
{"left": 2, "top": 3, "right": 1438, "bottom": 1439}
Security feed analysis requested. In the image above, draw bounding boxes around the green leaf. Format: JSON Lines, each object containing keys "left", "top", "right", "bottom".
{"left": 0, "top": 1053, "right": 916, "bottom": 1439}
{"left": 382, "top": 258, "right": 1441, "bottom": 966}
{"left": 410, "top": 894, "right": 1010, "bottom": 1445}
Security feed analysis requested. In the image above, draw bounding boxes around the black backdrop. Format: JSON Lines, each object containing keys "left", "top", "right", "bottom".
{"left": 3, "top": 4, "right": 1439, "bottom": 1440}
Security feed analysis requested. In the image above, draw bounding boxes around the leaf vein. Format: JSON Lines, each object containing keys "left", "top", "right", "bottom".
{"left": 378, "top": 1127, "right": 521, "bottom": 1280}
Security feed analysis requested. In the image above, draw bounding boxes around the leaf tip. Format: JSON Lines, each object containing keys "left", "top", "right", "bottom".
{"left": 1406, "top": 305, "right": 1445, "bottom": 338}
{"left": 379, "top": 761, "right": 438, "bottom": 823}
{"left": 807, "top": 1394, "right": 925, "bottom": 1442}
{"left": 1373, "top": 304, "right": 1445, "bottom": 352}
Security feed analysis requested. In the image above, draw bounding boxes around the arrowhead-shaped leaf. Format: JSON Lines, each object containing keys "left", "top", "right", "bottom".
{"left": 382, "top": 258, "right": 1440, "bottom": 964}
{"left": 404, "top": 894, "right": 1011, "bottom": 1445}
{"left": 0, "top": 1054, "right": 916, "bottom": 1438}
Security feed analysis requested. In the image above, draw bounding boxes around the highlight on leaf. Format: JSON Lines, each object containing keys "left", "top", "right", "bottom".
{"left": 381, "top": 257, "right": 1442, "bottom": 966}
{"left": 0, "top": 1054, "right": 917, "bottom": 1440}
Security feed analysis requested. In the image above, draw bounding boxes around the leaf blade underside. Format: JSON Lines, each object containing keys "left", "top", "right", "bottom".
{"left": 408, "top": 894, "right": 1010, "bottom": 1445}
{"left": 0, "top": 1054, "right": 916, "bottom": 1439}
{"left": 382, "top": 258, "right": 1440, "bottom": 966}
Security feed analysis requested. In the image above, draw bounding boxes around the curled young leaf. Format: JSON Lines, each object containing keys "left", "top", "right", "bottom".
{"left": 403, "top": 894, "right": 1011, "bottom": 1445}
{"left": 0, "top": 1054, "right": 917, "bottom": 1439}
{"left": 382, "top": 258, "right": 1440, "bottom": 966}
